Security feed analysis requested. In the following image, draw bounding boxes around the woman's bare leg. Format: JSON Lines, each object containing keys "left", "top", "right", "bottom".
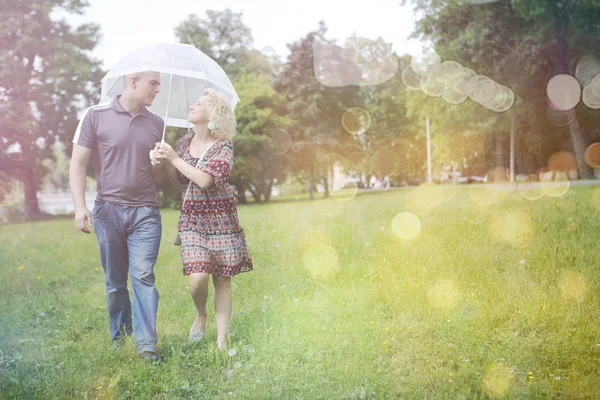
{"left": 212, "top": 275, "right": 232, "bottom": 349}
{"left": 188, "top": 272, "right": 210, "bottom": 336}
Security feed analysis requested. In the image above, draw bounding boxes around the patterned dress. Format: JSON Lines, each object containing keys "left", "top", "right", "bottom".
{"left": 176, "top": 133, "right": 253, "bottom": 277}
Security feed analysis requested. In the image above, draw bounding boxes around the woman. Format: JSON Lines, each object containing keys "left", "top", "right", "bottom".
{"left": 155, "top": 88, "right": 253, "bottom": 350}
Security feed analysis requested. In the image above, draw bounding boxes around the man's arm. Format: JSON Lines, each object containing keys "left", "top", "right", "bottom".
{"left": 150, "top": 164, "right": 166, "bottom": 183}
{"left": 69, "top": 144, "right": 93, "bottom": 233}
{"left": 163, "top": 162, "right": 184, "bottom": 190}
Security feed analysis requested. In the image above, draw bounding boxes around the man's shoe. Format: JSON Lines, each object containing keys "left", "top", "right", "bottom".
{"left": 112, "top": 337, "right": 126, "bottom": 352}
{"left": 139, "top": 351, "right": 160, "bottom": 362}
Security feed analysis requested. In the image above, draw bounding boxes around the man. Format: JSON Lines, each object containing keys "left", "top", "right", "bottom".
{"left": 69, "top": 70, "right": 166, "bottom": 361}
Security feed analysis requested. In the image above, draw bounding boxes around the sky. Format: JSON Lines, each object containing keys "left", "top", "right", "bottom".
{"left": 54, "top": 0, "right": 425, "bottom": 69}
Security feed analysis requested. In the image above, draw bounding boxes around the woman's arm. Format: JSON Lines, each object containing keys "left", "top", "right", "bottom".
{"left": 172, "top": 157, "right": 215, "bottom": 189}
{"left": 155, "top": 142, "right": 215, "bottom": 189}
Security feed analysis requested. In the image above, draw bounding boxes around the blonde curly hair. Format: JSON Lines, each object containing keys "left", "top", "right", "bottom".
{"left": 199, "top": 88, "right": 237, "bottom": 139}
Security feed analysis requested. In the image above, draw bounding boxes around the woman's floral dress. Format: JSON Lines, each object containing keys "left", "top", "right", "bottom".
{"left": 176, "top": 133, "right": 253, "bottom": 277}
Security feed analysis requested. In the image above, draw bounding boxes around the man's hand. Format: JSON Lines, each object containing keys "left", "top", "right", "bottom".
{"left": 150, "top": 142, "right": 163, "bottom": 168}
{"left": 156, "top": 142, "right": 178, "bottom": 164}
{"left": 75, "top": 207, "right": 93, "bottom": 233}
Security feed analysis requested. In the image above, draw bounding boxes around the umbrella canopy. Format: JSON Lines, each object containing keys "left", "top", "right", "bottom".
{"left": 99, "top": 42, "right": 240, "bottom": 128}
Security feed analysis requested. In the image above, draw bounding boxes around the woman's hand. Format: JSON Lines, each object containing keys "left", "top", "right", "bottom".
{"left": 155, "top": 142, "right": 178, "bottom": 164}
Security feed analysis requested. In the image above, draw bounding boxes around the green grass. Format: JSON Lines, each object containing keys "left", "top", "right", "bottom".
{"left": 1, "top": 185, "right": 600, "bottom": 399}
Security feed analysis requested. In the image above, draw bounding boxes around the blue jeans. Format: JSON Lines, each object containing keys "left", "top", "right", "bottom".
{"left": 92, "top": 201, "right": 161, "bottom": 354}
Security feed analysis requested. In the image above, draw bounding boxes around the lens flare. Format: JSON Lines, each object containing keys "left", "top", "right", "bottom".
{"left": 483, "top": 363, "right": 514, "bottom": 398}
{"left": 582, "top": 84, "right": 600, "bottom": 109}
{"left": 541, "top": 171, "right": 570, "bottom": 198}
{"left": 410, "top": 49, "right": 441, "bottom": 76}
{"left": 584, "top": 142, "right": 600, "bottom": 168}
{"left": 401, "top": 65, "right": 422, "bottom": 90}
{"left": 559, "top": 272, "right": 588, "bottom": 302}
{"left": 548, "top": 151, "right": 578, "bottom": 176}
{"left": 546, "top": 74, "right": 581, "bottom": 111}
{"left": 391, "top": 212, "right": 422, "bottom": 240}
{"left": 303, "top": 243, "right": 340, "bottom": 282}
{"left": 407, "top": 184, "right": 448, "bottom": 215}
{"left": 341, "top": 107, "right": 372, "bottom": 135}
{"left": 517, "top": 181, "right": 545, "bottom": 201}
{"left": 420, "top": 73, "right": 444, "bottom": 97}
{"left": 427, "top": 280, "right": 462, "bottom": 309}
{"left": 575, "top": 54, "right": 600, "bottom": 87}
{"left": 489, "top": 209, "right": 534, "bottom": 248}
{"left": 469, "top": 186, "right": 511, "bottom": 214}
{"left": 268, "top": 128, "right": 292, "bottom": 155}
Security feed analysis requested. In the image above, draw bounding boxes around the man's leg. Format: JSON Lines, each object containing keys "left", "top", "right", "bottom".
{"left": 128, "top": 205, "right": 161, "bottom": 354}
{"left": 93, "top": 202, "right": 132, "bottom": 340}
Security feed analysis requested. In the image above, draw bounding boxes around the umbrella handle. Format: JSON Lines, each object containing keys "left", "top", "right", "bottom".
{"left": 149, "top": 139, "right": 165, "bottom": 166}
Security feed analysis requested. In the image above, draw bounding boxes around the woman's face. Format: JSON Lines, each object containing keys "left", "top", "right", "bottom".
{"left": 188, "top": 95, "right": 210, "bottom": 124}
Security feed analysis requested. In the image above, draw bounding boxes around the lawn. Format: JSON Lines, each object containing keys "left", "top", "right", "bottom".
{"left": 1, "top": 184, "right": 600, "bottom": 399}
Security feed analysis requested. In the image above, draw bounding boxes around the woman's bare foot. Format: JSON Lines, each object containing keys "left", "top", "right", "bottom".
{"left": 189, "top": 311, "right": 207, "bottom": 335}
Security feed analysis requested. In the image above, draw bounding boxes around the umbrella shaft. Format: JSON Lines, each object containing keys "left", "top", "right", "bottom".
{"left": 161, "top": 73, "right": 174, "bottom": 142}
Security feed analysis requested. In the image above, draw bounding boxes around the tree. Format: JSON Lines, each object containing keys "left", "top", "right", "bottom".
{"left": 175, "top": 9, "right": 252, "bottom": 72}
{"left": 510, "top": 0, "right": 600, "bottom": 178}
{"left": 402, "top": 77, "right": 511, "bottom": 178}
{"left": 356, "top": 54, "right": 432, "bottom": 184}
{"left": 174, "top": 9, "right": 281, "bottom": 80}
{"left": 0, "top": 172, "right": 11, "bottom": 203}
{"left": 173, "top": 9, "right": 288, "bottom": 204}
{"left": 275, "top": 22, "right": 361, "bottom": 199}
{"left": 405, "top": 0, "right": 600, "bottom": 179}
{"left": 41, "top": 142, "right": 70, "bottom": 191}
{"left": 0, "top": 0, "right": 103, "bottom": 216}
{"left": 232, "top": 70, "right": 292, "bottom": 203}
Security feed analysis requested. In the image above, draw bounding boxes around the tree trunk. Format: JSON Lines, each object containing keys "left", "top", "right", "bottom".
{"left": 232, "top": 182, "right": 248, "bottom": 204}
{"left": 263, "top": 179, "right": 273, "bottom": 202}
{"left": 568, "top": 115, "right": 593, "bottom": 179}
{"left": 556, "top": 0, "right": 593, "bottom": 179}
{"left": 495, "top": 132, "right": 505, "bottom": 168}
{"left": 249, "top": 184, "right": 261, "bottom": 203}
{"left": 1, "top": 156, "right": 41, "bottom": 217}
{"left": 494, "top": 132, "right": 506, "bottom": 182}
{"left": 322, "top": 176, "right": 330, "bottom": 198}
{"left": 230, "top": 181, "right": 248, "bottom": 204}
{"left": 22, "top": 166, "right": 41, "bottom": 217}
{"left": 358, "top": 171, "right": 366, "bottom": 188}
{"left": 308, "top": 168, "right": 315, "bottom": 200}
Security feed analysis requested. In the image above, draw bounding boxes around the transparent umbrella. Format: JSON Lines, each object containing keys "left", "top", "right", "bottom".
{"left": 99, "top": 42, "right": 240, "bottom": 133}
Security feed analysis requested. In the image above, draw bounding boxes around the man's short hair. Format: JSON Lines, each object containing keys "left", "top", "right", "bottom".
{"left": 123, "top": 71, "right": 147, "bottom": 88}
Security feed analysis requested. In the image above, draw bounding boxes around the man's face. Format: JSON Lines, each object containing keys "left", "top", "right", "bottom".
{"left": 135, "top": 71, "right": 161, "bottom": 106}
